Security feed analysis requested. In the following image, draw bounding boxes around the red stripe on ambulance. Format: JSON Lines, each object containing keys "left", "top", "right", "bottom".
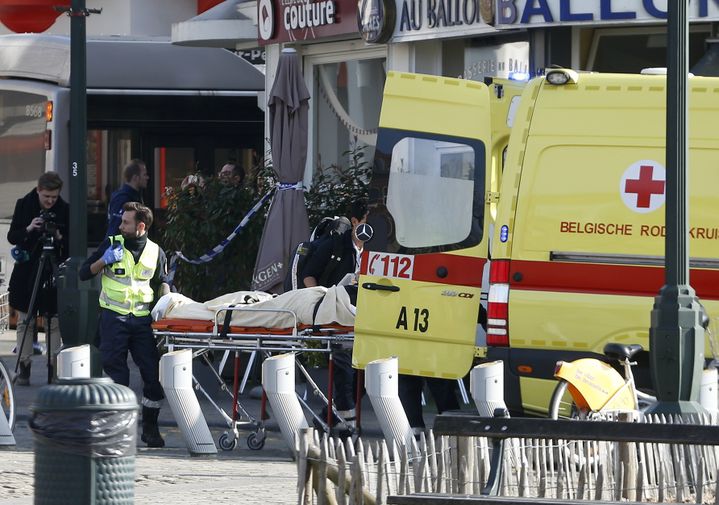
{"left": 507, "top": 260, "right": 719, "bottom": 300}
{"left": 361, "top": 251, "right": 485, "bottom": 287}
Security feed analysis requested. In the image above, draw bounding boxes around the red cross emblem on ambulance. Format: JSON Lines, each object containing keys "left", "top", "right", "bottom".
{"left": 620, "top": 160, "right": 666, "bottom": 214}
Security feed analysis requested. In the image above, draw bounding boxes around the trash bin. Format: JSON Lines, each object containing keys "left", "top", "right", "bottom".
{"left": 30, "top": 377, "right": 139, "bottom": 505}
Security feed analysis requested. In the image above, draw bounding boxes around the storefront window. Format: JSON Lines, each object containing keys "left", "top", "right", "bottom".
{"left": 448, "top": 33, "right": 530, "bottom": 82}
{"left": 588, "top": 26, "right": 711, "bottom": 72}
{"left": 313, "top": 58, "right": 385, "bottom": 172}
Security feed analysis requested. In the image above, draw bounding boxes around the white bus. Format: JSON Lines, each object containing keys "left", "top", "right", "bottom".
{"left": 0, "top": 33, "right": 264, "bottom": 269}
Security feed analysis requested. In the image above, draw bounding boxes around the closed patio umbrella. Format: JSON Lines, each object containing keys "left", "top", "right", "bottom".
{"left": 252, "top": 48, "right": 310, "bottom": 292}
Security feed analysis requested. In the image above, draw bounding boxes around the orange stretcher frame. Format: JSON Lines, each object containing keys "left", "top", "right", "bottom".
{"left": 151, "top": 306, "right": 357, "bottom": 449}
{"left": 153, "top": 318, "right": 353, "bottom": 335}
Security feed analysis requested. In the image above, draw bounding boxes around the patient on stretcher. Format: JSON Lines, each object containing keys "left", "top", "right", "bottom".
{"left": 151, "top": 285, "right": 355, "bottom": 329}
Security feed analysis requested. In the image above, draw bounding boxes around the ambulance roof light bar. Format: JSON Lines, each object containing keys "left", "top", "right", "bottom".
{"left": 545, "top": 68, "right": 579, "bottom": 85}
{"left": 641, "top": 67, "right": 667, "bottom": 75}
{"left": 640, "top": 67, "right": 695, "bottom": 77}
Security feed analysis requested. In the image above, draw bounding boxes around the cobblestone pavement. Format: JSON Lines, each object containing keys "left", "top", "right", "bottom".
{"left": 0, "top": 327, "right": 447, "bottom": 504}
{"left": 0, "top": 329, "right": 300, "bottom": 504}
{"left": 1, "top": 445, "right": 298, "bottom": 505}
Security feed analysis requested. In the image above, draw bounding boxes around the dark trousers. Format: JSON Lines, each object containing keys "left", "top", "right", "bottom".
{"left": 332, "top": 349, "right": 357, "bottom": 411}
{"left": 99, "top": 309, "right": 164, "bottom": 402}
{"left": 398, "top": 374, "right": 460, "bottom": 428}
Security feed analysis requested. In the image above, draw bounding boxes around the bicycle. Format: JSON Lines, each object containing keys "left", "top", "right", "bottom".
{"left": 548, "top": 342, "right": 656, "bottom": 420}
{"left": 549, "top": 312, "right": 717, "bottom": 420}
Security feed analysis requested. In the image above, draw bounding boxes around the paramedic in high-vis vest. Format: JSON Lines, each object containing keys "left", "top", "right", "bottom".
{"left": 80, "top": 202, "right": 170, "bottom": 447}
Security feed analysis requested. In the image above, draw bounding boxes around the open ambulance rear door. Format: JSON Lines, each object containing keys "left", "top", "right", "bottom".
{"left": 353, "top": 71, "right": 499, "bottom": 379}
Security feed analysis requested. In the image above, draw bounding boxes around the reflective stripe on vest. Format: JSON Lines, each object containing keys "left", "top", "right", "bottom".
{"left": 100, "top": 235, "right": 160, "bottom": 316}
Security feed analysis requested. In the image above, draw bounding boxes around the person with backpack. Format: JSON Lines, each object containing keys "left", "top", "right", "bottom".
{"left": 301, "top": 200, "right": 369, "bottom": 432}
{"left": 283, "top": 215, "right": 351, "bottom": 293}
{"left": 301, "top": 207, "right": 364, "bottom": 293}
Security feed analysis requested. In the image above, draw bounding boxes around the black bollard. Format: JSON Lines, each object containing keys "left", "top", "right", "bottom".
{"left": 30, "top": 377, "right": 138, "bottom": 504}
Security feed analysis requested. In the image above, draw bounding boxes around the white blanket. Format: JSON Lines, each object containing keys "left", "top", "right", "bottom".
{"left": 152, "top": 286, "right": 355, "bottom": 328}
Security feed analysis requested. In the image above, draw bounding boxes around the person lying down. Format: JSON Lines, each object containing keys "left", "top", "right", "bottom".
{"left": 151, "top": 285, "right": 355, "bottom": 329}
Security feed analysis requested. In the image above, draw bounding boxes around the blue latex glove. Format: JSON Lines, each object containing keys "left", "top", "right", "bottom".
{"left": 102, "top": 243, "right": 124, "bottom": 265}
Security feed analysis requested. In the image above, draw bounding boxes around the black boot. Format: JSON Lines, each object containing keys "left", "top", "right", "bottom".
{"left": 16, "top": 361, "right": 31, "bottom": 386}
{"left": 141, "top": 406, "right": 165, "bottom": 448}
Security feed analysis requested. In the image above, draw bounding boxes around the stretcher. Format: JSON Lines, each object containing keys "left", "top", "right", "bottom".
{"left": 151, "top": 289, "right": 358, "bottom": 451}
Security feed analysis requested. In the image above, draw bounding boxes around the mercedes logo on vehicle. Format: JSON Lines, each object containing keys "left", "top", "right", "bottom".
{"left": 259, "top": 0, "right": 275, "bottom": 41}
{"left": 355, "top": 223, "right": 374, "bottom": 242}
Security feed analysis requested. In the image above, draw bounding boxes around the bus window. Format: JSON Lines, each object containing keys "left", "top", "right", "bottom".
{"left": 372, "top": 129, "right": 485, "bottom": 254}
{"left": 214, "top": 147, "right": 255, "bottom": 182}
{"left": 0, "top": 90, "right": 48, "bottom": 218}
{"left": 86, "top": 128, "right": 135, "bottom": 244}
{"left": 154, "top": 147, "right": 196, "bottom": 208}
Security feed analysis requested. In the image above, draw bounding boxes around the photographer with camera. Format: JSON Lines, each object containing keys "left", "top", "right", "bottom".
{"left": 7, "top": 172, "right": 69, "bottom": 386}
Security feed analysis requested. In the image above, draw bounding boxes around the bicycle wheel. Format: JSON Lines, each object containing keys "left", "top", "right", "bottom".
{"left": 0, "top": 359, "right": 15, "bottom": 431}
{"left": 548, "top": 379, "right": 588, "bottom": 420}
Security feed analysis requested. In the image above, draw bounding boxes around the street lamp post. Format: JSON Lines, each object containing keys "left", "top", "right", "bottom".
{"left": 56, "top": 0, "right": 101, "bottom": 373}
{"left": 68, "top": 0, "right": 87, "bottom": 261}
{"left": 648, "top": 0, "right": 705, "bottom": 414}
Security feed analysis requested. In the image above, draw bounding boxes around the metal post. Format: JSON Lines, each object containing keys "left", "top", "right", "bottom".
{"left": 56, "top": 1, "right": 102, "bottom": 374}
{"left": 69, "top": 0, "right": 87, "bottom": 259}
{"left": 648, "top": 0, "right": 705, "bottom": 415}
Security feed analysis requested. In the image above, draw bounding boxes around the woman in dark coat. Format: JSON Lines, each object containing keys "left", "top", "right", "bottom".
{"left": 7, "top": 172, "right": 69, "bottom": 384}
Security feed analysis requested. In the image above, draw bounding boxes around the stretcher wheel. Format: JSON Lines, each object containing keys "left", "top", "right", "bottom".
{"left": 247, "top": 431, "right": 265, "bottom": 451}
{"left": 219, "top": 432, "right": 238, "bottom": 451}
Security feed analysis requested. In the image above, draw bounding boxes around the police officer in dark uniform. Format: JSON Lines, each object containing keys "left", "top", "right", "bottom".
{"left": 80, "top": 202, "right": 169, "bottom": 447}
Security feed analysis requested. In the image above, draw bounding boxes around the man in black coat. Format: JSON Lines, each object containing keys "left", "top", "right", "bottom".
{"left": 302, "top": 200, "right": 368, "bottom": 432}
{"left": 105, "top": 159, "right": 148, "bottom": 238}
{"left": 7, "top": 172, "right": 69, "bottom": 385}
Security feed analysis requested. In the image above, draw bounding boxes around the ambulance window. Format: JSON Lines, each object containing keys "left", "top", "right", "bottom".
{"left": 382, "top": 135, "right": 483, "bottom": 251}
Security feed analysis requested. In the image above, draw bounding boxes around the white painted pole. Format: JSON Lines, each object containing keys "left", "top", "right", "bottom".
{"left": 699, "top": 367, "right": 718, "bottom": 423}
{"left": 160, "top": 349, "right": 217, "bottom": 454}
{"left": 365, "top": 356, "right": 416, "bottom": 458}
{"left": 470, "top": 360, "right": 508, "bottom": 417}
{"left": 56, "top": 344, "right": 91, "bottom": 379}
{"left": 0, "top": 410, "right": 14, "bottom": 446}
{"left": 262, "top": 353, "right": 309, "bottom": 454}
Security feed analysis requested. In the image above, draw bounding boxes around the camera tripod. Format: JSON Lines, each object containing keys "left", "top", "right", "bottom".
{"left": 15, "top": 237, "right": 59, "bottom": 385}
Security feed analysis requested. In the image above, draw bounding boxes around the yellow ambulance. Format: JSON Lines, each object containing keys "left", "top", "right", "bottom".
{"left": 353, "top": 69, "right": 719, "bottom": 417}
{"left": 353, "top": 71, "right": 524, "bottom": 380}
{"left": 487, "top": 68, "right": 719, "bottom": 415}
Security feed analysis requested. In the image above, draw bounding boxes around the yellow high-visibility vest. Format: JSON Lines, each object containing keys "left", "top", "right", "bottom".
{"left": 99, "top": 235, "right": 159, "bottom": 316}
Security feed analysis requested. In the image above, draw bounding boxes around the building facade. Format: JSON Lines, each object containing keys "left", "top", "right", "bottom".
{"left": 246, "top": 0, "right": 719, "bottom": 188}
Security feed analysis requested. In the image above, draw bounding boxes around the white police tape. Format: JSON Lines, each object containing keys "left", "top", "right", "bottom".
{"left": 277, "top": 181, "right": 304, "bottom": 191}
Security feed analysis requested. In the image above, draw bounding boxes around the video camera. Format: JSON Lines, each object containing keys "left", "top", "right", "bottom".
{"left": 38, "top": 210, "right": 58, "bottom": 249}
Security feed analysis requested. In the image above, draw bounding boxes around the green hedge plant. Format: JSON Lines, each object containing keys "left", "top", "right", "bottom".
{"left": 161, "top": 142, "right": 370, "bottom": 301}
{"left": 162, "top": 174, "right": 267, "bottom": 301}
